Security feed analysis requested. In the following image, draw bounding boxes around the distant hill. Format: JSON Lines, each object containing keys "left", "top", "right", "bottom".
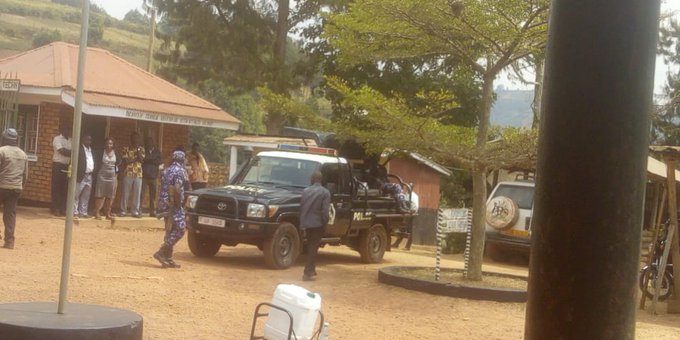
{"left": 490, "top": 88, "right": 534, "bottom": 128}
{"left": 0, "top": 0, "right": 151, "bottom": 67}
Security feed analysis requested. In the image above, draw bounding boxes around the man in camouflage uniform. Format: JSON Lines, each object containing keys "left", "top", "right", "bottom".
{"left": 153, "top": 151, "right": 190, "bottom": 268}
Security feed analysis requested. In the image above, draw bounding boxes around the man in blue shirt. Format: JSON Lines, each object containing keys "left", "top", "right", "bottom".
{"left": 300, "top": 170, "right": 330, "bottom": 281}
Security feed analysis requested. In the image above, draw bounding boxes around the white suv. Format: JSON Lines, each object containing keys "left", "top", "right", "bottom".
{"left": 484, "top": 180, "right": 535, "bottom": 260}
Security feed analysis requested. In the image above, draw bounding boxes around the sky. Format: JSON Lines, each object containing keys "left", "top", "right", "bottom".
{"left": 94, "top": 0, "right": 680, "bottom": 95}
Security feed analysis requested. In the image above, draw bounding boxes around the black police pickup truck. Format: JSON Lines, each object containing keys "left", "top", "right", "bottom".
{"left": 184, "top": 145, "right": 415, "bottom": 269}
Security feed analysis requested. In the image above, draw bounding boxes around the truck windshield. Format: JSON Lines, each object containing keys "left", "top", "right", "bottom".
{"left": 240, "top": 156, "right": 320, "bottom": 187}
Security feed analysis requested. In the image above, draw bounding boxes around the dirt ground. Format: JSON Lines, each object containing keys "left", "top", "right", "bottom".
{"left": 1, "top": 207, "right": 679, "bottom": 339}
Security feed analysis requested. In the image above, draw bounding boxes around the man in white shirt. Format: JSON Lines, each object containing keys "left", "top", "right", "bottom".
{"left": 51, "top": 123, "right": 72, "bottom": 216}
{"left": 74, "top": 135, "right": 95, "bottom": 218}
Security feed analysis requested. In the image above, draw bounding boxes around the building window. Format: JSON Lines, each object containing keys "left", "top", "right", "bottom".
{"left": 17, "top": 105, "right": 39, "bottom": 160}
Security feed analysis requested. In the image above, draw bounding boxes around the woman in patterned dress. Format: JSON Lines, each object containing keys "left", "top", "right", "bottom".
{"left": 93, "top": 138, "right": 121, "bottom": 219}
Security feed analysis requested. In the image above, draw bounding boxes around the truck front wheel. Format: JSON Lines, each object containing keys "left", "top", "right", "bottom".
{"left": 263, "top": 222, "right": 301, "bottom": 269}
{"left": 358, "top": 224, "right": 387, "bottom": 263}
{"left": 187, "top": 232, "right": 221, "bottom": 258}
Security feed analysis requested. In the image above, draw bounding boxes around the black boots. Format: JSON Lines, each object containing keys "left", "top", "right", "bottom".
{"left": 2, "top": 240, "right": 13, "bottom": 249}
{"left": 164, "top": 246, "right": 181, "bottom": 268}
{"left": 153, "top": 244, "right": 181, "bottom": 268}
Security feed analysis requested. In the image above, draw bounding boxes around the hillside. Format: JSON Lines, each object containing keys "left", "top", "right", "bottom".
{"left": 490, "top": 88, "right": 534, "bottom": 128}
{"left": 0, "top": 0, "right": 152, "bottom": 67}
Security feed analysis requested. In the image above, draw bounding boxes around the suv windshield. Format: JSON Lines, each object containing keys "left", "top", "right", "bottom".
{"left": 492, "top": 184, "right": 534, "bottom": 209}
{"left": 241, "top": 156, "right": 320, "bottom": 187}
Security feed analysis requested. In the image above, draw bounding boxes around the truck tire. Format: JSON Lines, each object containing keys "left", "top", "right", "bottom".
{"left": 486, "top": 196, "right": 519, "bottom": 230}
{"left": 263, "top": 222, "right": 300, "bottom": 269}
{"left": 359, "top": 224, "right": 387, "bottom": 263}
{"left": 187, "top": 232, "right": 221, "bottom": 258}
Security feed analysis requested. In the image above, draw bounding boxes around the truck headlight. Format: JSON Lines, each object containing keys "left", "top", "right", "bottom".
{"left": 186, "top": 195, "right": 198, "bottom": 209}
{"left": 247, "top": 203, "right": 266, "bottom": 218}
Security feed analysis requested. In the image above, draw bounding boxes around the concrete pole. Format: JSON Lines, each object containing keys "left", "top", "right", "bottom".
{"left": 146, "top": 8, "right": 156, "bottom": 73}
{"left": 525, "top": 1, "right": 660, "bottom": 339}
{"left": 58, "top": 0, "right": 89, "bottom": 314}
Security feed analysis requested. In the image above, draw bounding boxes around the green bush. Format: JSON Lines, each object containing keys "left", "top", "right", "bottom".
{"left": 441, "top": 232, "right": 468, "bottom": 254}
{"left": 32, "top": 29, "right": 63, "bottom": 48}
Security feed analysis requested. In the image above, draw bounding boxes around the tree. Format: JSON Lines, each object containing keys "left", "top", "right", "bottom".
{"left": 326, "top": 0, "right": 548, "bottom": 280}
{"left": 32, "top": 29, "right": 63, "bottom": 48}
{"left": 88, "top": 15, "right": 105, "bottom": 45}
{"left": 123, "top": 9, "right": 148, "bottom": 26}
{"left": 652, "top": 19, "right": 680, "bottom": 145}
{"left": 149, "top": 0, "right": 321, "bottom": 134}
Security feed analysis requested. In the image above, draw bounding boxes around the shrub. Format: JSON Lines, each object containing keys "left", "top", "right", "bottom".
{"left": 32, "top": 29, "right": 63, "bottom": 48}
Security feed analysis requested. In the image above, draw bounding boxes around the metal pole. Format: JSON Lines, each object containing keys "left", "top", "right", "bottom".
{"left": 434, "top": 209, "right": 443, "bottom": 281}
{"left": 57, "top": 0, "right": 89, "bottom": 314}
{"left": 525, "top": 0, "right": 660, "bottom": 338}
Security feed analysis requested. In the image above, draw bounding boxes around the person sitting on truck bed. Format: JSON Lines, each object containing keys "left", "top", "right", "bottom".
{"left": 363, "top": 156, "right": 411, "bottom": 213}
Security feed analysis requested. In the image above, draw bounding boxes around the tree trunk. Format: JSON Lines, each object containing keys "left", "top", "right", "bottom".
{"left": 531, "top": 57, "right": 544, "bottom": 129}
{"left": 466, "top": 74, "right": 495, "bottom": 281}
{"left": 264, "top": 0, "right": 290, "bottom": 135}
{"left": 467, "top": 164, "right": 488, "bottom": 280}
{"left": 146, "top": 8, "right": 156, "bottom": 73}
{"left": 273, "top": 0, "right": 290, "bottom": 92}
{"left": 266, "top": 111, "right": 285, "bottom": 135}
{"left": 476, "top": 74, "right": 495, "bottom": 147}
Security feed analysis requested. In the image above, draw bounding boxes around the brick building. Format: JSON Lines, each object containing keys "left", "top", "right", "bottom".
{"left": 0, "top": 42, "right": 239, "bottom": 205}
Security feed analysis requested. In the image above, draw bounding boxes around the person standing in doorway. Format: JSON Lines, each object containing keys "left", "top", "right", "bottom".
{"left": 120, "top": 132, "right": 145, "bottom": 218}
{"left": 93, "top": 137, "right": 120, "bottom": 220}
{"left": 51, "top": 123, "right": 71, "bottom": 216}
{"left": 188, "top": 142, "right": 209, "bottom": 190}
{"left": 153, "top": 150, "right": 189, "bottom": 268}
{"left": 300, "top": 170, "right": 330, "bottom": 281}
{"left": 0, "top": 129, "right": 27, "bottom": 249}
{"left": 74, "top": 135, "right": 95, "bottom": 218}
{"left": 143, "top": 137, "right": 162, "bottom": 217}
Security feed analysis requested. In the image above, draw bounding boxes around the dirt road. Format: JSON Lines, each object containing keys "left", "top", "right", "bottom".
{"left": 0, "top": 208, "right": 678, "bottom": 339}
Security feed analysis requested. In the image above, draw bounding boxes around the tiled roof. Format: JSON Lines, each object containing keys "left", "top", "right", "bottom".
{"left": 0, "top": 42, "right": 239, "bottom": 128}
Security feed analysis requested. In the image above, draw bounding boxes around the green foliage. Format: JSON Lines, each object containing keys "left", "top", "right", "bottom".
{"left": 123, "top": 9, "right": 148, "bottom": 26}
{"left": 32, "top": 29, "right": 62, "bottom": 48}
{"left": 258, "top": 87, "right": 330, "bottom": 131}
{"left": 196, "top": 80, "right": 266, "bottom": 135}
{"left": 88, "top": 14, "right": 104, "bottom": 45}
{"left": 150, "top": 0, "right": 329, "bottom": 133}
{"left": 326, "top": 76, "right": 476, "bottom": 161}
{"left": 440, "top": 171, "right": 472, "bottom": 208}
{"left": 51, "top": 0, "right": 80, "bottom": 7}
{"left": 441, "top": 232, "right": 467, "bottom": 254}
{"left": 653, "top": 19, "right": 680, "bottom": 145}
{"left": 0, "top": 0, "right": 152, "bottom": 68}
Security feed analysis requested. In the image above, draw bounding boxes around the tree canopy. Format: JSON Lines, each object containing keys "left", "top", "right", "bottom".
{"left": 652, "top": 18, "right": 680, "bottom": 145}
{"left": 325, "top": 0, "right": 548, "bottom": 280}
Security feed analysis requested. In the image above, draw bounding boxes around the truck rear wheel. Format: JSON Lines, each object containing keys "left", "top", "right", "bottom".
{"left": 187, "top": 232, "right": 221, "bottom": 258}
{"left": 359, "top": 224, "right": 387, "bottom": 263}
{"left": 263, "top": 222, "right": 300, "bottom": 269}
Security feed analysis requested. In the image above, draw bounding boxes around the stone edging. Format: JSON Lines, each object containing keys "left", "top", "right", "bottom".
{"left": 378, "top": 266, "right": 528, "bottom": 303}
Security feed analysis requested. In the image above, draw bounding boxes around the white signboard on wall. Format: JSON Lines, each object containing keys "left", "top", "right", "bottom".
{"left": 0, "top": 79, "right": 20, "bottom": 92}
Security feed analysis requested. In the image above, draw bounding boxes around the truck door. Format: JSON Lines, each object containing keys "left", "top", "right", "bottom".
{"left": 321, "top": 162, "right": 353, "bottom": 237}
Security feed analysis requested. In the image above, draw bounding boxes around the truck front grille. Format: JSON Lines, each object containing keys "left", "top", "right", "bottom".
{"left": 196, "top": 196, "right": 238, "bottom": 218}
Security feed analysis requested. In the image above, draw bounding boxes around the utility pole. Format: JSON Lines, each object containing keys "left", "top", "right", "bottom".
{"left": 525, "top": 1, "right": 661, "bottom": 338}
{"left": 146, "top": 7, "right": 156, "bottom": 72}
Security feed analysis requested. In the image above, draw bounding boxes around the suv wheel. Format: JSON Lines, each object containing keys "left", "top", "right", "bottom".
{"left": 187, "top": 232, "right": 221, "bottom": 258}
{"left": 358, "top": 224, "right": 387, "bottom": 263}
{"left": 263, "top": 222, "right": 300, "bottom": 269}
